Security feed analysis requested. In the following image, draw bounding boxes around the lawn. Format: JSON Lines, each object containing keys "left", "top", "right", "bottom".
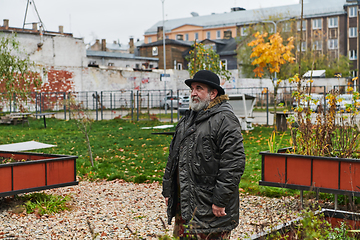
{"left": 0, "top": 117, "right": 294, "bottom": 198}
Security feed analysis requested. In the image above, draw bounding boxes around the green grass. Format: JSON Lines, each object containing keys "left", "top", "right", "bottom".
{"left": 21, "top": 192, "right": 71, "bottom": 215}
{"left": 0, "top": 117, "right": 296, "bottom": 198}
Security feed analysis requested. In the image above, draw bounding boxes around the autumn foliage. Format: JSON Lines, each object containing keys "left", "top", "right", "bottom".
{"left": 248, "top": 32, "right": 295, "bottom": 79}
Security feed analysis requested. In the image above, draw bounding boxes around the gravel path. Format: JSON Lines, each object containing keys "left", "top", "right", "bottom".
{"left": 0, "top": 180, "right": 302, "bottom": 239}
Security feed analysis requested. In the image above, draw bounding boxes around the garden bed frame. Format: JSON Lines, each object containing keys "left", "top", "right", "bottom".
{"left": 250, "top": 208, "right": 360, "bottom": 239}
{"left": 259, "top": 148, "right": 360, "bottom": 208}
{"left": 0, "top": 150, "right": 78, "bottom": 197}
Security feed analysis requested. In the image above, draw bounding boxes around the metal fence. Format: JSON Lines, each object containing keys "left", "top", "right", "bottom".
{"left": 0, "top": 85, "right": 344, "bottom": 124}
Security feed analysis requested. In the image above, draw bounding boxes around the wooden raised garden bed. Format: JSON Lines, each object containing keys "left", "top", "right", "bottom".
{"left": 250, "top": 208, "right": 360, "bottom": 239}
{"left": 0, "top": 150, "right": 78, "bottom": 197}
{"left": 259, "top": 148, "right": 360, "bottom": 197}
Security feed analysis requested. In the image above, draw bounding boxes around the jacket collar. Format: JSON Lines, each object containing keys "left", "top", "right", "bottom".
{"left": 204, "top": 94, "right": 229, "bottom": 111}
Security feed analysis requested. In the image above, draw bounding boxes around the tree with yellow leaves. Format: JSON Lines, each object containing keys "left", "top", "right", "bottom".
{"left": 248, "top": 32, "right": 295, "bottom": 128}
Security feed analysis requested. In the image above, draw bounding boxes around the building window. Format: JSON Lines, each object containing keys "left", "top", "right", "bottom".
{"left": 185, "top": 33, "right": 189, "bottom": 41}
{"left": 349, "top": 6, "right": 357, "bottom": 18}
{"left": 328, "top": 39, "right": 338, "bottom": 49}
{"left": 352, "top": 70, "right": 358, "bottom": 77}
{"left": 312, "top": 40, "right": 322, "bottom": 50}
{"left": 297, "top": 20, "right": 306, "bottom": 31}
{"left": 283, "top": 22, "right": 291, "bottom": 32}
{"left": 328, "top": 17, "right": 338, "bottom": 28}
{"left": 216, "top": 30, "right": 221, "bottom": 39}
{"left": 312, "top": 19, "right": 322, "bottom": 30}
{"left": 152, "top": 46, "right": 158, "bottom": 56}
{"left": 148, "top": 37, "right": 152, "bottom": 43}
{"left": 241, "top": 26, "right": 248, "bottom": 36}
{"left": 135, "top": 64, "right": 140, "bottom": 69}
{"left": 206, "top": 31, "right": 211, "bottom": 39}
{"left": 297, "top": 41, "right": 307, "bottom": 51}
{"left": 177, "top": 63, "right": 182, "bottom": 70}
{"left": 349, "top": 27, "right": 358, "bottom": 38}
{"left": 349, "top": 50, "right": 357, "bottom": 60}
{"left": 220, "top": 59, "right": 227, "bottom": 70}
{"left": 195, "top": 32, "right": 199, "bottom": 40}
{"left": 108, "top": 62, "right": 114, "bottom": 66}
{"left": 176, "top": 34, "right": 184, "bottom": 40}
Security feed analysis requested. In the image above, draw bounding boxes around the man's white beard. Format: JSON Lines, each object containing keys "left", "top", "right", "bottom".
{"left": 190, "top": 93, "right": 211, "bottom": 112}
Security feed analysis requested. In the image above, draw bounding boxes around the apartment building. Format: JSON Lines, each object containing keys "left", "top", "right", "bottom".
{"left": 144, "top": 0, "right": 360, "bottom": 76}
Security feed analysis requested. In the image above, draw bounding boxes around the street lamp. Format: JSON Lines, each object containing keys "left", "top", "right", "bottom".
{"left": 161, "top": 0, "right": 167, "bottom": 113}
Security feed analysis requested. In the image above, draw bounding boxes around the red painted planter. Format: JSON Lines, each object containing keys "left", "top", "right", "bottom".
{"left": 250, "top": 209, "right": 360, "bottom": 239}
{"left": 0, "top": 151, "right": 78, "bottom": 197}
{"left": 259, "top": 149, "right": 360, "bottom": 196}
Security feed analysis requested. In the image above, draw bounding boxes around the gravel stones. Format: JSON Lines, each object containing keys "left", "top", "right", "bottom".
{"left": 0, "top": 180, "right": 301, "bottom": 239}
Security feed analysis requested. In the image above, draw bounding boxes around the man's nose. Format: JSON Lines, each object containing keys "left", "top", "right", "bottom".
{"left": 191, "top": 90, "right": 197, "bottom": 97}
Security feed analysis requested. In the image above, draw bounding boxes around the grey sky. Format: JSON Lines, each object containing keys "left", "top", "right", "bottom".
{"left": 0, "top": 0, "right": 299, "bottom": 46}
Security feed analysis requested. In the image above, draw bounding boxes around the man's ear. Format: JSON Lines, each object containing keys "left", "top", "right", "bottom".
{"left": 210, "top": 89, "right": 218, "bottom": 100}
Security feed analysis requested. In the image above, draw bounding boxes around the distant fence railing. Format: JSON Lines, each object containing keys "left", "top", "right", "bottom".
{"left": 0, "top": 85, "right": 343, "bottom": 123}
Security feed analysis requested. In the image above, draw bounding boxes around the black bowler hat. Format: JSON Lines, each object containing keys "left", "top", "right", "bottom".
{"left": 185, "top": 70, "right": 225, "bottom": 96}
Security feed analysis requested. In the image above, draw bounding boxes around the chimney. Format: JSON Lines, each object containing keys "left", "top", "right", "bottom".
{"left": 3, "top": 19, "right": 9, "bottom": 29}
{"left": 101, "top": 39, "right": 106, "bottom": 51}
{"left": 129, "top": 38, "right": 134, "bottom": 54}
{"left": 157, "top": 26, "right": 163, "bottom": 40}
{"left": 59, "top": 25, "right": 64, "bottom": 33}
{"left": 224, "top": 30, "right": 232, "bottom": 39}
{"left": 32, "top": 22, "right": 38, "bottom": 30}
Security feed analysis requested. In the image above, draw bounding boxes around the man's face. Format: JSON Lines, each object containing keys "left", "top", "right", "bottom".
{"left": 190, "top": 82, "right": 218, "bottom": 111}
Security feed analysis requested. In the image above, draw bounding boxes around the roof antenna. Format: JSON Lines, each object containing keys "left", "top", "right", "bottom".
{"left": 23, "top": 0, "right": 46, "bottom": 31}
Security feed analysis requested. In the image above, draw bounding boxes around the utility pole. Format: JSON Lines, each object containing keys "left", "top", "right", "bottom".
{"left": 161, "top": 0, "right": 168, "bottom": 113}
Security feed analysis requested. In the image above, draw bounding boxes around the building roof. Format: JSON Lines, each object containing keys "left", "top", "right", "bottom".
{"left": 144, "top": 0, "right": 347, "bottom": 35}
{"left": 303, "top": 70, "right": 326, "bottom": 78}
{"left": 140, "top": 38, "right": 193, "bottom": 47}
{"left": 86, "top": 50, "right": 158, "bottom": 61}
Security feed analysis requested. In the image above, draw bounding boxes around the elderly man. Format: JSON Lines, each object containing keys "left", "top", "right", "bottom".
{"left": 162, "top": 70, "right": 246, "bottom": 239}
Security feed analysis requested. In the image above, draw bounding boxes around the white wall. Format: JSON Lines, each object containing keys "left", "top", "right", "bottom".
{"left": 4, "top": 31, "right": 349, "bottom": 94}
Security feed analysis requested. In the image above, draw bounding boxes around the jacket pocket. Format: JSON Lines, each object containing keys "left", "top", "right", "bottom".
{"left": 193, "top": 136, "right": 219, "bottom": 175}
{"left": 192, "top": 185, "right": 214, "bottom": 217}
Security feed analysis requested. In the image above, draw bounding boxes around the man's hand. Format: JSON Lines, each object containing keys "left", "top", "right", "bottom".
{"left": 165, "top": 197, "right": 169, "bottom": 206}
{"left": 212, "top": 204, "right": 226, "bottom": 217}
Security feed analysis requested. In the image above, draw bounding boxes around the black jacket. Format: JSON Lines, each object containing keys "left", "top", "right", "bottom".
{"left": 162, "top": 95, "right": 246, "bottom": 234}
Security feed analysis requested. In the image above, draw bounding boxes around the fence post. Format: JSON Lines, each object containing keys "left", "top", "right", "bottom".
{"left": 35, "top": 92, "right": 38, "bottom": 117}
{"left": 95, "top": 91, "right": 98, "bottom": 121}
{"left": 266, "top": 88, "right": 269, "bottom": 126}
{"left": 63, "top": 92, "right": 66, "bottom": 120}
{"left": 39, "top": 93, "right": 42, "bottom": 114}
{"left": 68, "top": 93, "right": 71, "bottom": 119}
{"left": 136, "top": 91, "right": 140, "bottom": 121}
{"left": 177, "top": 90, "right": 180, "bottom": 122}
{"left": 110, "top": 92, "right": 113, "bottom": 113}
{"left": 323, "top": 86, "right": 327, "bottom": 115}
{"left": 131, "top": 91, "right": 134, "bottom": 121}
{"left": 13, "top": 93, "right": 16, "bottom": 112}
{"left": 147, "top": 92, "right": 150, "bottom": 120}
{"left": 170, "top": 90, "right": 173, "bottom": 123}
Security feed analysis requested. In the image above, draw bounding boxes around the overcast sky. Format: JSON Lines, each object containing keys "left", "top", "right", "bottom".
{"left": 0, "top": 0, "right": 299, "bottom": 46}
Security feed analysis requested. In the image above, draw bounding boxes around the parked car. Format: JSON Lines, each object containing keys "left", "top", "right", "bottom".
{"left": 292, "top": 93, "right": 340, "bottom": 112}
{"left": 292, "top": 94, "right": 324, "bottom": 112}
{"left": 338, "top": 94, "right": 360, "bottom": 111}
{"left": 160, "top": 95, "right": 190, "bottom": 109}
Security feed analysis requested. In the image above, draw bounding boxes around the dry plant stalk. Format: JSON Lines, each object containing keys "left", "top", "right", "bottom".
{"left": 68, "top": 96, "right": 94, "bottom": 167}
